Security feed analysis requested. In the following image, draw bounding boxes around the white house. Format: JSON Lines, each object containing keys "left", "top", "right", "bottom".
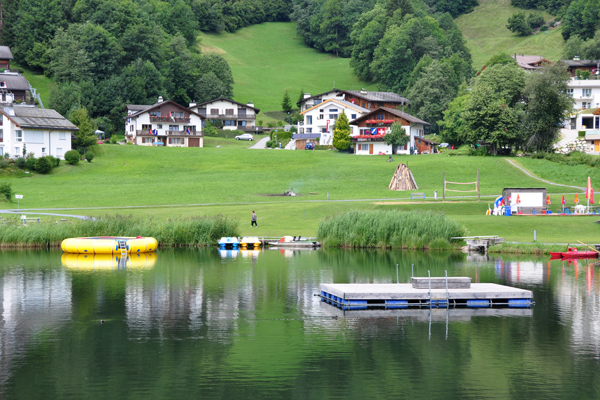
{"left": 190, "top": 97, "right": 260, "bottom": 131}
{"left": 125, "top": 97, "right": 204, "bottom": 147}
{"left": 0, "top": 105, "right": 77, "bottom": 159}
{"left": 298, "top": 98, "right": 369, "bottom": 145}
{"left": 349, "top": 107, "right": 431, "bottom": 155}
{"left": 563, "top": 79, "right": 600, "bottom": 153}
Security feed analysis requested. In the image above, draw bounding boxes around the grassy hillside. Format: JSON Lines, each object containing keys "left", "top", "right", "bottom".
{"left": 199, "top": 22, "right": 378, "bottom": 112}
{"left": 456, "top": 0, "right": 565, "bottom": 69}
{"left": 2, "top": 145, "right": 600, "bottom": 241}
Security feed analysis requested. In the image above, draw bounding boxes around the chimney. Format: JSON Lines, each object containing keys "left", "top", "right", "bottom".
{"left": 303, "top": 93, "right": 311, "bottom": 99}
{"left": 158, "top": 96, "right": 164, "bottom": 103}
{"left": 247, "top": 101, "right": 254, "bottom": 108}
{"left": 573, "top": 56, "right": 580, "bottom": 61}
{"left": 189, "top": 101, "right": 196, "bottom": 108}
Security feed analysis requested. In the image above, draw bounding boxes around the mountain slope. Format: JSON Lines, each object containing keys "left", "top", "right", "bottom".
{"left": 199, "top": 22, "right": 377, "bottom": 112}
{"left": 455, "top": 0, "right": 565, "bottom": 69}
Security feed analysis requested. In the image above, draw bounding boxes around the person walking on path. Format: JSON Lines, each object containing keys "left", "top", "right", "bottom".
{"left": 251, "top": 211, "right": 258, "bottom": 227}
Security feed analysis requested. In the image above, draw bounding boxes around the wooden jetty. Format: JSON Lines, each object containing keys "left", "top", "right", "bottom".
{"left": 452, "top": 236, "right": 505, "bottom": 252}
{"left": 319, "top": 277, "right": 532, "bottom": 309}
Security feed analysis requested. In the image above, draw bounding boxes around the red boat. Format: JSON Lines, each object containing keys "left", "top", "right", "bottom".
{"left": 550, "top": 247, "right": 599, "bottom": 259}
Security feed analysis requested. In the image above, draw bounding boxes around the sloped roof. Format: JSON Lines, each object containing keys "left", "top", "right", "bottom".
{"left": 0, "top": 46, "right": 14, "bottom": 60}
{"left": 296, "top": 89, "right": 344, "bottom": 106}
{"left": 0, "top": 106, "right": 79, "bottom": 131}
{"left": 127, "top": 105, "right": 152, "bottom": 112}
{"left": 343, "top": 90, "right": 408, "bottom": 104}
{"left": 194, "top": 97, "right": 260, "bottom": 113}
{"left": 300, "top": 98, "right": 370, "bottom": 115}
{"left": 513, "top": 55, "right": 551, "bottom": 70}
{"left": 562, "top": 59, "right": 600, "bottom": 68}
{"left": 415, "top": 136, "right": 439, "bottom": 146}
{"left": 126, "top": 99, "right": 204, "bottom": 119}
{"left": 0, "top": 74, "right": 30, "bottom": 91}
{"left": 350, "top": 107, "right": 430, "bottom": 126}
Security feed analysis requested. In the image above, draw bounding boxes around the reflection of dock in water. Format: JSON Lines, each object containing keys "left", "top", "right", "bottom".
{"left": 61, "top": 253, "right": 157, "bottom": 270}
{"left": 319, "top": 302, "right": 533, "bottom": 320}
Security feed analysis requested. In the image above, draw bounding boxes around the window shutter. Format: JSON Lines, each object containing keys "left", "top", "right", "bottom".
{"left": 169, "top": 137, "right": 172, "bottom": 144}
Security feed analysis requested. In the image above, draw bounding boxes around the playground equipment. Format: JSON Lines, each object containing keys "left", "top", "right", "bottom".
{"left": 442, "top": 170, "right": 480, "bottom": 202}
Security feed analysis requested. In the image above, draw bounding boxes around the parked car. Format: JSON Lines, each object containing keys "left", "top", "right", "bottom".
{"left": 305, "top": 142, "right": 315, "bottom": 150}
{"left": 235, "top": 134, "right": 254, "bottom": 141}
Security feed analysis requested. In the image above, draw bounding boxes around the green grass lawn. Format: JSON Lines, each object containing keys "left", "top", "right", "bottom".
{"left": 455, "top": 0, "right": 565, "bottom": 69}
{"left": 2, "top": 145, "right": 600, "bottom": 242}
{"left": 13, "top": 63, "right": 54, "bottom": 108}
{"left": 198, "top": 22, "right": 378, "bottom": 112}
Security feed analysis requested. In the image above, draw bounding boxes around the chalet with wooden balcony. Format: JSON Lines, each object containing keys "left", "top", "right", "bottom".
{"left": 125, "top": 96, "right": 204, "bottom": 148}
{"left": 0, "top": 73, "right": 31, "bottom": 104}
{"left": 0, "top": 46, "right": 14, "bottom": 70}
{"left": 297, "top": 89, "right": 409, "bottom": 113}
{"left": 349, "top": 107, "right": 432, "bottom": 155}
{"left": 190, "top": 97, "right": 260, "bottom": 131}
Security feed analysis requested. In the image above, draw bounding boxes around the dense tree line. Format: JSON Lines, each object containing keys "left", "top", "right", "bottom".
{"left": 510, "top": 0, "right": 568, "bottom": 15}
{"left": 439, "top": 55, "right": 573, "bottom": 154}
{"left": 0, "top": 0, "right": 237, "bottom": 135}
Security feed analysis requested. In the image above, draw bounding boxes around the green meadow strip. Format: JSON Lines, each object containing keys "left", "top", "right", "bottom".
{"left": 317, "top": 210, "right": 466, "bottom": 249}
{"left": 0, "top": 215, "right": 239, "bottom": 248}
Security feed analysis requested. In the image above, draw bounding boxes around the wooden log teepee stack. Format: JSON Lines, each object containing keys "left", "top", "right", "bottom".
{"left": 389, "top": 163, "right": 418, "bottom": 191}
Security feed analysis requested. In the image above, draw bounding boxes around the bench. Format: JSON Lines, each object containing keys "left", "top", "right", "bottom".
{"left": 410, "top": 193, "right": 426, "bottom": 200}
{"left": 21, "top": 218, "right": 40, "bottom": 225}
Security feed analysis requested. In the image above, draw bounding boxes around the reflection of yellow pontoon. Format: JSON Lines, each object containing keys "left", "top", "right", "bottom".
{"left": 61, "top": 252, "right": 157, "bottom": 270}
{"left": 61, "top": 236, "right": 158, "bottom": 254}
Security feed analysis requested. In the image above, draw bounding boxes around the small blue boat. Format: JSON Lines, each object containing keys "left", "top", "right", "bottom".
{"left": 218, "top": 237, "right": 240, "bottom": 249}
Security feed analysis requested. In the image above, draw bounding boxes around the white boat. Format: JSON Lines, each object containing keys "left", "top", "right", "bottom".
{"left": 267, "top": 236, "right": 321, "bottom": 249}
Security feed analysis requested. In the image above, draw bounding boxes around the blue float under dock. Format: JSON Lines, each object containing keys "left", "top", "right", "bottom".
{"left": 319, "top": 281, "right": 533, "bottom": 310}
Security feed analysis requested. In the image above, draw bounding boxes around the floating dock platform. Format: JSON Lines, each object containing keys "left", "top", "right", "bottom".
{"left": 319, "top": 277, "right": 533, "bottom": 310}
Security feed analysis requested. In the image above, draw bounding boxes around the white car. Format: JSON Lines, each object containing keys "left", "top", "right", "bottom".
{"left": 235, "top": 134, "right": 254, "bottom": 141}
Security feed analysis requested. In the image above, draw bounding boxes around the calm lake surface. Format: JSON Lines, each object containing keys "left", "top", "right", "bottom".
{"left": 0, "top": 248, "right": 598, "bottom": 399}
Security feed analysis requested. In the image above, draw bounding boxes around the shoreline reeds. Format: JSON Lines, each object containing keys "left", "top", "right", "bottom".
{"left": 317, "top": 210, "right": 466, "bottom": 249}
{"left": 0, "top": 214, "right": 239, "bottom": 248}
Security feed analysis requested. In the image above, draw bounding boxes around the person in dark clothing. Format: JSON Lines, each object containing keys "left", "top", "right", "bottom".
{"left": 251, "top": 211, "right": 258, "bottom": 227}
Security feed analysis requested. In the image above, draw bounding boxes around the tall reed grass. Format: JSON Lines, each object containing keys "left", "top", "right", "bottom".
{"left": 317, "top": 210, "right": 466, "bottom": 249}
{"left": 0, "top": 214, "right": 239, "bottom": 248}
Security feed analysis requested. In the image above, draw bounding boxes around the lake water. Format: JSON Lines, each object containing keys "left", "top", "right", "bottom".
{"left": 0, "top": 248, "right": 598, "bottom": 399}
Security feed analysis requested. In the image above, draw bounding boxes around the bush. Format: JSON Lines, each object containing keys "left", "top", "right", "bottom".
{"left": 35, "top": 156, "right": 53, "bottom": 174}
{"left": 578, "top": 131, "right": 585, "bottom": 137}
{"left": 539, "top": 25, "right": 548, "bottom": 31}
{"left": 26, "top": 156, "right": 37, "bottom": 170}
{"left": 0, "top": 182, "right": 13, "bottom": 201}
{"left": 64, "top": 150, "right": 81, "bottom": 165}
{"left": 15, "top": 157, "right": 26, "bottom": 169}
{"left": 47, "top": 156, "right": 59, "bottom": 167}
{"left": 0, "top": 159, "right": 8, "bottom": 169}
{"left": 110, "top": 135, "right": 125, "bottom": 144}
{"left": 314, "top": 145, "right": 330, "bottom": 150}
{"left": 85, "top": 153, "right": 94, "bottom": 162}
{"left": 265, "top": 140, "right": 274, "bottom": 148}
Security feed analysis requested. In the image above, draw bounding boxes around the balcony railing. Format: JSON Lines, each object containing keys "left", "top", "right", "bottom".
{"left": 149, "top": 116, "right": 190, "bottom": 123}
{"left": 198, "top": 112, "right": 254, "bottom": 120}
{"left": 136, "top": 130, "right": 203, "bottom": 137}
{"left": 584, "top": 129, "right": 600, "bottom": 136}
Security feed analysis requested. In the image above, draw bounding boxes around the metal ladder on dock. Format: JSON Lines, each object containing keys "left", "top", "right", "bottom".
{"left": 117, "top": 240, "right": 128, "bottom": 268}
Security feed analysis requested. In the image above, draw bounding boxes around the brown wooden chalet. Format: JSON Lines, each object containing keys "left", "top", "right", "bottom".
{"left": 513, "top": 54, "right": 552, "bottom": 70}
{"left": 125, "top": 97, "right": 205, "bottom": 148}
{"left": 349, "top": 107, "right": 433, "bottom": 154}
{"left": 0, "top": 46, "right": 13, "bottom": 70}
{"left": 563, "top": 59, "right": 600, "bottom": 77}
{"left": 0, "top": 74, "right": 31, "bottom": 103}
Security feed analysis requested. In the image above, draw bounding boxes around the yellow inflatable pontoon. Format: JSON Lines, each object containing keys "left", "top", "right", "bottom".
{"left": 61, "top": 252, "right": 157, "bottom": 270}
{"left": 61, "top": 236, "right": 158, "bottom": 254}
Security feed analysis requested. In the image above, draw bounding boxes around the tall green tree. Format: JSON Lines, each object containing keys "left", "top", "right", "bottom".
{"left": 521, "top": 62, "right": 574, "bottom": 152}
{"left": 332, "top": 111, "right": 351, "bottom": 150}
{"left": 281, "top": 91, "right": 293, "bottom": 112}
{"left": 384, "top": 122, "right": 409, "bottom": 154}
{"left": 69, "top": 107, "right": 98, "bottom": 154}
{"left": 506, "top": 12, "right": 532, "bottom": 36}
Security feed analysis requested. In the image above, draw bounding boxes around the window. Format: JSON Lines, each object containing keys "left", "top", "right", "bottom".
{"left": 313, "top": 99, "right": 322, "bottom": 106}
{"left": 15, "top": 130, "right": 22, "bottom": 142}
{"left": 210, "top": 108, "right": 219, "bottom": 115}
{"left": 171, "top": 138, "right": 183, "bottom": 144}
{"left": 56, "top": 148, "right": 63, "bottom": 157}
{"left": 237, "top": 120, "right": 247, "bottom": 127}
{"left": 318, "top": 114, "right": 324, "bottom": 120}
{"left": 26, "top": 131, "right": 43, "bottom": 144}
{"left": 225, "top": 109, "right": 234, "bottom": 115}
{"left": 321, "top": 128, "right": 327, "bottom": 133}
{"left": 150, "top": 111, "right": 161, "bottom": 117}
{"left": 143, "top": 137, "right": 153, "bottom": 143}
{"left": 329, "top": 109, "right": 338, "bottom": 113}
{"left": 142, "top": 124, "right": 152, "bottom": 130}
{"left": 307, "top": 128, "right": 312, "bottom": 133}
{"left": 566, "top": 89, "right": 573, "bottom": 97}
{"left": 307, "top": 116, "right": 312, "bottom": 125}
{"left": 377, "top": 114, "right": 384, "bottom": 120}
{"left": 0, "top": 129, "right": 3, "bottom": 142}
{"left": 0, "top": 147, "right": 3, "bottom": 156}
{"left": 378, "top": 102, "right": 384, "bottom": 107}
{"left": 224, "top": 120, "right": 235, "bottom": 126}
{"left": 329, "top": 114, "right": 338, "bottom": 120}
{"left": 168, "top": 125, "right": 179, "bottom": 131}
{"left": 157, "top": 124, "right": 162, "bottom": 129}
{"left": 172, "top": 111, "right": 184, "bottom": 118}
{"left": 351, "top": 114, "right": 357, "bottom": 120}
{"left": 583, "top": 88, "right": 592, "bottom": 97}
{"left": 360, "top": 144, "right": 369, "bottom": 151}
{"left": 15, "top": 147, "right": 19, "bottom": 155}
{"left": 129, "top": 125, "right": 133, "bottom": 132}
{"left": 183, "top": 125, "right": 196, "bottom": 132}
{"left": 42, "top": 147, "right": 46, "bottom": 154}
